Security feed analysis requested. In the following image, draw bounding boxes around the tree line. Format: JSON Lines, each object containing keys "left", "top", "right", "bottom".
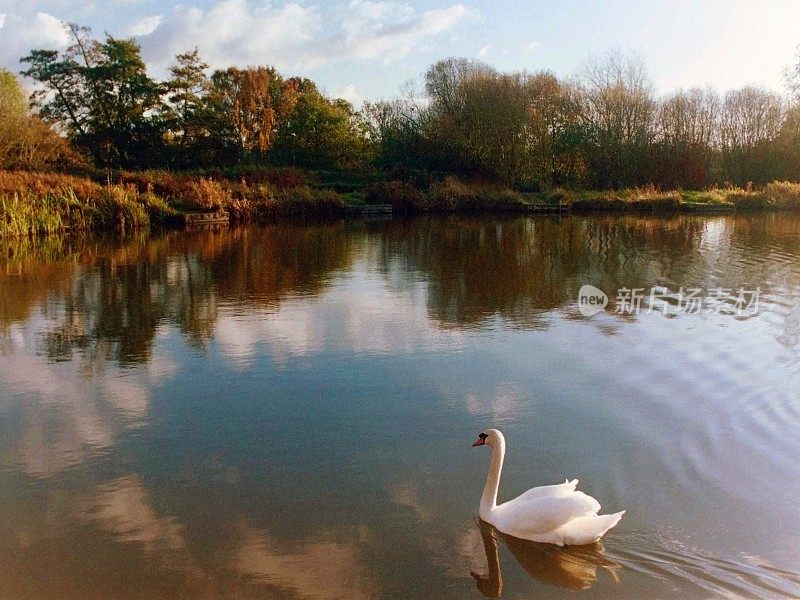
{"left": 7, "top": 23, "right": 800, "bottom": 189}
{"left": 369, "top": 53, "right": 800, "bottom": 188}
{"left": 16, "top": 23, "right": 370, "bottom": 171}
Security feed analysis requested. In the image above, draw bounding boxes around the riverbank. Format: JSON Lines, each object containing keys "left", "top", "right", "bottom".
{"left": 2, "top": 169, "right": 800, "bottom": 237}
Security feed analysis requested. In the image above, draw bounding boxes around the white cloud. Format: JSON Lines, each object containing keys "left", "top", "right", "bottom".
{"left": 126, "top": 14, "right": 162, "bottom": 37}
{"left": 213, "top": 271, "right": 466, "bottom": 368}
{"left": 137, "top": 0, "right": 476, "bottom": 72}
{"left": 344, "top": 0, "right": 415, "bottom": 40}
{"left": 0, "top": 11, "right": 71, "bottom": 71}
{"left": 343, "top": 4, "right": 474, "bottom": 60}
{"left": 233, "top": 527, "right": 375, "bottom": 600}
{"left": 526, "top": 40, "right": 542, "bottom": 51}
{"left": 478, "top": 44, "right": 491, "bottom": 57}
{"left": 0, "top": 313, "right": 178, "bottom": 478}
{"left": 335, "top": 83, "right": 361, "bottom": 105}
{"left": 0, "top": 1, "right": 475, "bottom": 87}
{"left": 139, "top": 0, "right": 321, "bottom": 70}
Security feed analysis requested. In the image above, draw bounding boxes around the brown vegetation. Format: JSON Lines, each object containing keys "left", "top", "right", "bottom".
{"left": 0, "top": 170, "right": 350, "bottom": 237}
{"left": 0, "top": 68, "right": 84, "bottom": 171}
{"left": 2, "top": 169, "right": 800, "bottom": 238}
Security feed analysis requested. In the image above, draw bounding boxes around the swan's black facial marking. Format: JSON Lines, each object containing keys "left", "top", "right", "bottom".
{"left": 472, "top": 432, "right": 488, "bottom": 447}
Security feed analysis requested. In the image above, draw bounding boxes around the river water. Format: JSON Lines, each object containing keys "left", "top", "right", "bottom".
{"left": 1, "top": 215, "right": 799, "bottom": 599}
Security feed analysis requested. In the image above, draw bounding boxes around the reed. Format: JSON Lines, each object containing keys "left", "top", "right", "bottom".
{"left": 364, "top": 180, "right": 424, "bottom": 212}
{"left": 0, "top": 172, "right": 177, "bottom": 237}
{"left": 2, "top": 169, "right": 800, "bottom": 239}
{"left": 762, "top": 181, "right": 800, "bottom": 210}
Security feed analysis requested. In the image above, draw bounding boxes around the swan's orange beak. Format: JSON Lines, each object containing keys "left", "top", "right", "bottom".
{"left": 472, "top": 437, "right": 486, "bottom": 446}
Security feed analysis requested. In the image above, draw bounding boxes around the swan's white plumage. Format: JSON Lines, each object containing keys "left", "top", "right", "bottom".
{"left": 475, "top": 429, "right": 624, "bottom": 546}
{"left": 514, "top": 478, "right": 578, "bottom": 502}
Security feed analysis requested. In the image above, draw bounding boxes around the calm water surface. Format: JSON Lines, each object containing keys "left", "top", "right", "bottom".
{"left": 1, "top": 215, "right": 799, "bottom": 599}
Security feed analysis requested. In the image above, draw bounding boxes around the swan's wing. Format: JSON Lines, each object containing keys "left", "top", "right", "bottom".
{"left": 515, "top": 479, "right": 579, "bottom": 502}
{"left": 494, "top": 491, "right": 601, "bottom": 536}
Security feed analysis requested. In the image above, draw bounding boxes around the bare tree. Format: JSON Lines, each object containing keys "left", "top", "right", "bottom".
{"left": 578, "top": 51, "right": 656, "bottom": 187}
{"left": 719, "top": 86, "right": 785, "bottom": 184}
{"left": 654, "top": 87, "right": 720, "bottom": 187}
{"left": 785, "top": 45, "right": 800, "bottom": 100}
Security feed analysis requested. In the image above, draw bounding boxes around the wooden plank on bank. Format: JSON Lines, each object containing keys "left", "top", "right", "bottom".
{"left": 683, "top": 203, "right": 735, "bottom": 213}
{"left": 345, "top": 204, "right": 393, "bottom": 215}
{"left": 526, "top": 204, "right": 569, "bottom": 213}
{"left": 183, "top": 211, "right": 230, "bottom": 227}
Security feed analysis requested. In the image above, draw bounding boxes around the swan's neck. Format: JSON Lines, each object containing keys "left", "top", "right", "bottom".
{"left": 480, "top": 439, "right": 505, "bottom": 519}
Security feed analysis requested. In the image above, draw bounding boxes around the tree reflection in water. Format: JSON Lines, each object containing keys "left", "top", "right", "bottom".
{"left": 3, "top": 214, "right": 800, "bottom": 366}
{"left": 1, "top": 214, "right": 800, "bottom": 599}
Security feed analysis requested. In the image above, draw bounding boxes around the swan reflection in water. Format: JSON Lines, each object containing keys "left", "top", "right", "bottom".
{"left": 470, "top": 518, "right": 622, "bottom": 597}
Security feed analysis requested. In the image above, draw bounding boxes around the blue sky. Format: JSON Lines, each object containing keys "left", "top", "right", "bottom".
{"left": 1, "top": 0, "right": 798, "bottom": 104}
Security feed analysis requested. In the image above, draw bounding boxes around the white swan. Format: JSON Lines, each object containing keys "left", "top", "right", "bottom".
{"left": 472, "top": 429, "right": 624, "bottom": 546}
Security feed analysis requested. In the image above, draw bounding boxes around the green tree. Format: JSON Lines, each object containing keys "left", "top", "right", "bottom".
{"left": 363, "top": 98, "right": 426, "bottom": 169}
{"left": 422, "top": 58, "right": 495, "bottom": 174}
{"left": 411, "top": 59, "right": 586, "bottom": 185}
{"left": 22, "top": 23, "right": 164, "bottom": 167}
{"left": 0, "top": 69, "right": 27, "bottom": 115}
{"left": 273, "top": 86, "right": 373, "bottom": 169}
{"left": 164, "top": 49, "right": 212, "bottom": 166}
{"left": 91, "top": 36, "right": 165, "bottom": 166}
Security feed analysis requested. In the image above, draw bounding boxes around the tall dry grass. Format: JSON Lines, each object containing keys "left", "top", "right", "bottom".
{"left": 0, "top": 170, "right": 347, "bottom": 237}
{"left": 2, "top": 169, "right": 799, "bottom": 238}
{"left": 0, "top": 171, "right": 176, "bottom": 237}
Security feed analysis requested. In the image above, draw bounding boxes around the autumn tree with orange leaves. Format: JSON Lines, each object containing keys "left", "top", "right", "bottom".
{"left": 208, "top": 66, "right": 299, "bottom": 158}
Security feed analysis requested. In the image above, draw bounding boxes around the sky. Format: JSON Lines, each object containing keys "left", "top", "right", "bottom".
{"left": 1, "top": 0, "right": 799, "bottom": 105}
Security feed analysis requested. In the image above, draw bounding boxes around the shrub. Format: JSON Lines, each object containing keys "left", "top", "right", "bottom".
{"left": 681, "top": 189, "right": 731, "bottom": 204}
{"left": 283, "top": 187, "right": 343, "bottom": 214}
{"left": 426, "top": 177, "right": 479, "bottom": 210}
{"left": 265, "top": 167, "right": 307, "bottom": 190}
{"left": 198, "top": 165, "right": 307, "bottom": 189}
{"left": 0, "top": 171, "right": 163, "bottom": 236}
{"left": 364, "top": 180, "right": 424, "bottom": 211}
{"left": 186, "top": 177, "right": 233, "bottom": 210}
{"left": 0, "top": 170, "right": 103, "bottom": 201}
{"left": 623, "top": 187, "right": 682, "bottom": 212}
{"left": 258, "top": 186, "right": 344, "bottom": 217}
{"left": 95, "top": 187, "right": 150, "bottom": 232}
{"left": 570, "top": 194, "right": 626, "bottom": 212}
{"left": 763, "top": 181, "right": 800, "bottom": 210}
{"left": 475, "top": 189, "right": 527, "bottom": 210}
{"left": 569, "top": 187, "right": 682, "bottom": 212}
{"left": 120, "top": 171, "right": 200, "bottom": 204}
{"left": 139, "top": 191, "right": 179, "bottom": 225}
{"left": 726, "top": 191, "right": 771, "bottom": 211}
{"left": 425, "top": 178, "right": 527, "bottom": 211}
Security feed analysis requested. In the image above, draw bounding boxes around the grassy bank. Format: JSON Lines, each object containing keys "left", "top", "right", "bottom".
{"left": 0, "top": 170, "right": 344, "bottom": 237}
{"left": 2, "top": 170, "right": 800, "bottom": 238}
{"left": 0, "top": 171, "right": 178, "bottom": 237}
{"left": 563, "top": 182, "right": 800, "bottom": 213}
{"left": 362, "top": 178, "right": 800, "bottom": 214}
